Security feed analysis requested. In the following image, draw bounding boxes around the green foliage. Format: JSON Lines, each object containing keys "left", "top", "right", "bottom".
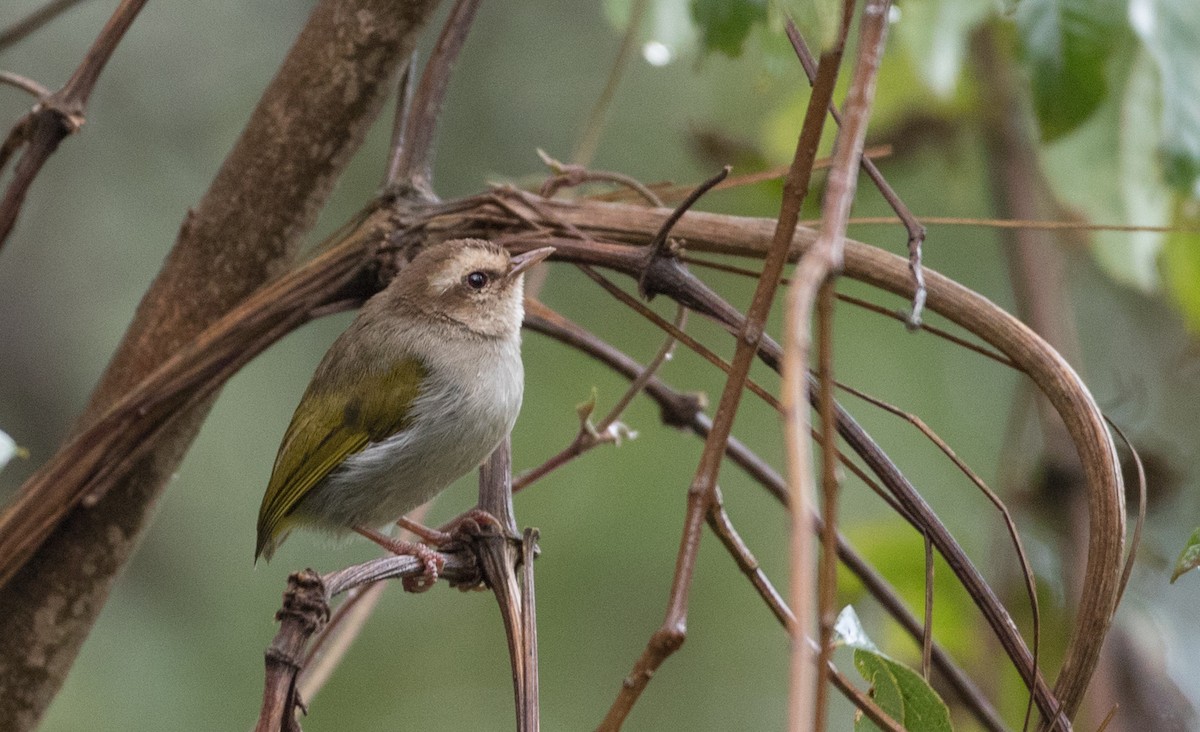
{"left": 690, "top": 0, "right": 768, "bottom": 57}
{"left": 1015, "top": 0, "right": 1128, "bottom": 141}
{"left": 893, "top": 0, "right": 993, "bottom": 97}
{"left": 1130, "top": 0, "right": 1200, "bottom": 196}
{"left": 835, "top": 522, "right": 981, "bottom": 664}
{"left": 852, "top": 650, "right": 955, "bottom": 732}
{"left": 1039, "top": 56, "right": 1166, "bottom": 290}
{"left": 1170, "top": 526, "right": 1200, "bottom": 583}
{"left": 1161, "top": 199, "right": 1200, "bottom": 330}
{"left": 834, "top": 607, "right": 954, "bottom": 732}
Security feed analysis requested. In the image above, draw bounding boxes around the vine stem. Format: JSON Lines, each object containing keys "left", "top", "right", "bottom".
{"left": 781, "top": 2, "right": 890, "bottom": 727}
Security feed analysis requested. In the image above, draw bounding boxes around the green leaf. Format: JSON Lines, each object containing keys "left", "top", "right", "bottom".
{"left": 1161, "top": 198, "right": 1200, "bottom": 331}
{"left": 1170, "top": 527, "right": 1200, "bottom": 583}
{"left": 1016, "top": 0, "right": 1127, "bottom": 141}
{"left": 1041, "top": 50, "right": 1166, "bottom": 291}
{"left": 1130, "top": 0, "right": 1200, "bottom": 195}
{"left": 575, "top": 386, "right": 600, "bottom": 425}
{"left": 852, "top": 650, "right": 955, "bottom": 732}
{"left": 834, "top": 607, "right": 954, "bottom": 732}
{"left": 690, "top": 0, "right": 767, "bottom": 57}
{"left": 893, "top": 0, "right": 994, "bottom": 97}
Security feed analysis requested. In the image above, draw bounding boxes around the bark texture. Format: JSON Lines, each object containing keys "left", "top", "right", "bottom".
{"left": 0, "top": 1, "right": 439, "bottom": 726}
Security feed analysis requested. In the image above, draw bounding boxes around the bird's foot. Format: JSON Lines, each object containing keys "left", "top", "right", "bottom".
{"left": 353, "top": 526, "right": 445, "bottom": 593}
{"left": 437, "top": 508, "right": 510, "bottom": 542}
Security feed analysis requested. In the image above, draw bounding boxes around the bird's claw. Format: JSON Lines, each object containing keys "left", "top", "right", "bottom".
{"left": 400, "top": 543, "right": 445, "bottom": 593}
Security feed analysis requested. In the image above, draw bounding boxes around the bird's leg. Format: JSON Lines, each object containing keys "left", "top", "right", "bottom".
{"left": 435, "top": 508, "right": 510, "bottom": 542}
{"left": 394, "top": 515, "right": 453, "bottom": 545}
{"left": 353, "top": 525, "right": 444, "bottom": 593}
{"left": 395, "top": 508, "right": 510, "bottom": 547}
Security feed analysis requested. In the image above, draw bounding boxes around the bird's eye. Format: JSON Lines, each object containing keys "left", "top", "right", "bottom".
{"left": 465, "top": 271, "right": 489, "bottom": 290}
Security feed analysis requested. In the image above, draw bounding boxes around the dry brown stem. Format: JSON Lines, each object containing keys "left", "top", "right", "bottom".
{"left": 256, "top": 552, "right": 478, "bottom": 731}
{"left": 0, "top": 0, "right": 148, "bottom": 249}
{"left": 0, "top": 2, "right": 1128, "bottom": 729}
{"left": 0, "top": 0, "right": 88, "bottom": 51}
{"left": 778, "top": 3, "right": 879, "bottom": 728}
{"left": 0, "top": 177, "right": 1124, "bottom": 726}
{"left": 0, "top": 1, "right": 442, "bottom": 725}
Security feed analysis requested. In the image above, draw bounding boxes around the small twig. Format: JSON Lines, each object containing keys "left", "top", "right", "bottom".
{"left": 0, "top": 71, "right": 51, "bottom": 99}
{"left": 537, "top": 149, "right": 664, "bottom": 207}
{"left": 780, "top": 4, "right": 884, "bottom": 726}
{"left": 839, "top": 214, "right": 1194, "bottom": 233}
{"left": 576, "top": 265, "right": 779, "bottom": 409}
{"left": 382, "top": 50, "right": 419, "bottom": 189}
{"left": 389, "top": 0, "right": 483, "bottom": 194}
{"left": 512, "top": 303, "right": 683, "bottom": 493}
{"left": 1094, "top": 704, "right": 1119, "bottom": 732}
{"left": 475, "top": 439, "right": 540, "bottom": 732}
{"left": 586, "top": 146, "right": 892, "bottom": 205}
{"left": 1105, "top": 419, "right": 1146, "bottom": 605}
{"left": 785, "top": 16, "right": 927, "bottom": 327}
{"left": 295, "top": 503, "right": 432, "bottom": 703}
{"left": 0, "top": 0, "right": 150, "bottom": 251}
{"left": 707, "top": 488, "right": 793, "bottom": 626}
{"left": 0, "top": 0, "right": 89, "bottom": 52}
{"left": 597, "top": 307, "right": 685, "bottom": 430}
{"left": 680, "top": 255, "right": 1016, "bottom": 367}
{"left": 923, "top": 534, "right": 934, "bottom": 680}
{"left": 571, "top": 0, "right": 648, "bottom": 166}
{"left": 521, "top": 528, "right": 541, "bottom": 732}
{"left": 257, "top": 551, "right": 478, "bottom": 731}
{"left": 644, "top": 165, "right": 729, "bottom": 261}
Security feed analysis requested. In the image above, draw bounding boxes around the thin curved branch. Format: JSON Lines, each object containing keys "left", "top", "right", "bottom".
{"left": 0, "top": 0, "right": 149, "bottom": 250}
{"left": 571, "top": 0, "right": 648, "bottom": 166}
{"left": 388, "top": 0, "right": 482, "bottom": 194}
{"left": 784, "top": 16, "right": 926, "bottom": 326}
{"left": 0, "top": 71, "right": 51, "bottom": 98}
{"left": 0, "top": 0, "right": 90, "bottom": 52}
{"left": 0, "top": 185, "right": 1121, "bottom": 726}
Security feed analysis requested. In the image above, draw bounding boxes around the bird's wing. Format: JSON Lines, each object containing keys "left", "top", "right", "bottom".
{"left": 255, "top": 357, "right": 427, "bottom": 559}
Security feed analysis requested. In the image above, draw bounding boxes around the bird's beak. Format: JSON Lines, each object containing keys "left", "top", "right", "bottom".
{"left": 507, "top": 246, "right": 556, "bottom": 279}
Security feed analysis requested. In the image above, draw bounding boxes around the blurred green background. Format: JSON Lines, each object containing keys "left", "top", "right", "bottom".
{"left": 2, "top": 0, "right": 1199, "bottom": 729}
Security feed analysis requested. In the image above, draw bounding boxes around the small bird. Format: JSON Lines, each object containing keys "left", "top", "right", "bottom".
{"left": 256, "top": 239, "right": 554, "bottom": 577}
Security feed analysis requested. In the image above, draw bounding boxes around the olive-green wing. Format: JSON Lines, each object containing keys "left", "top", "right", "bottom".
{"left": 255, "top": 357, "right": 426, "bottom": 560}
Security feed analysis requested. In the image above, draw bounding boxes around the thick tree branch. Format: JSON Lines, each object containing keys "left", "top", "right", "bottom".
{"left": 0, "top": 1, "right": 441, "bottom": 726}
